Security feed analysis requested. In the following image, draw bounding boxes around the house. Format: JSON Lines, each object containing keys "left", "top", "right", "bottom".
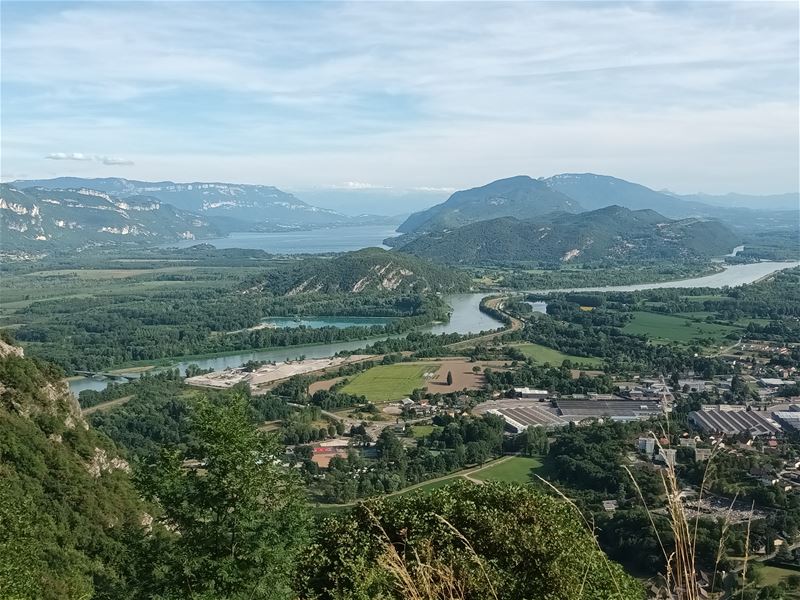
{"left": 601, "top": 500, "right": 618, "bottom": 512}
{"left": 655, "top": 449, "right": 677, "bottom": 467}
{"left": 638, "top": 437, "right": 656, "bottom": 455}
{"left": 694, "top": 448, "right": 712, "bottom": 461}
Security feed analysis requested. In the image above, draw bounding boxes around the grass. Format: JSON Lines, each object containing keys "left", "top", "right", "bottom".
{"left": 512, "top": 343, "right": 604, "bottom": 367}
{"left": 411, "top": 425, "right": 436, "bottom": 438}
{"left": 760, "top": 565, "right": 800, "bottom": 595}
{"left": 471, "top": 456, "right": 544, "bottom": 484}
{"left": 399, "top": 477, "right": 468, "bottom": 495}
{"left": 340, "top": 363, "right": 438, "bottom": 403}
{"left": 623, "top": 311, "right": 739, "bottom": 344}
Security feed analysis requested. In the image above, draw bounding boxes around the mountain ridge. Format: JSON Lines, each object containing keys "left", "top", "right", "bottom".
{"left": 1, "top": 183, "right": 222, "bottom": 253}
{"left": 396, "top": 175, "right": 583, "bottom": 234}
{"left": 395, "top": 205, "right": 740, "bottom": 265}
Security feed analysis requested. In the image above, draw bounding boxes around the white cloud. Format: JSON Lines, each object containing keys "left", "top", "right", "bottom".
{"left": 3, "top": 2, "right": 797, "bottom": 193}
{"left": 44, "top": 153, "right": 134, "bottom": 166}
{"left": 411, "top": 186, "right": 456, "bottom": 193}
{"left": 97, "top": 156, "right": 134, "bottom": 166}
{"left": 330, "top": 181, "right": 388, "bottom": 190}
{"left": 45, "top": 152, "right": 92, "bottom": 161}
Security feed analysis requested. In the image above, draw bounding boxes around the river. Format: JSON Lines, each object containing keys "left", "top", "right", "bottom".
{"left": 68, "top": 260, "right": 798, "bottom": 394}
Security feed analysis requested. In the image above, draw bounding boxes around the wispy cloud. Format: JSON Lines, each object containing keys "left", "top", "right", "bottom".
{"left": 97, "top": 156, "right": 134, "bottom": 166}
{"left": 45, "top": 152, "right": 92, "bottom": 161}
{"left": 44, "top": 153, "right": 134, "bottom": 166}
{"left": 330, "top": 181, "right": 388, "bottom": 190}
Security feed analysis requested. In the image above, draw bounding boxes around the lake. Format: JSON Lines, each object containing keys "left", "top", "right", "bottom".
{"left": 164, "top": 225, "right": 400, "bottom": 253}
{"left": 68, "top": 260, "right": 798, "bottom": 394}
{"left": 262, "top": 316, "right": 395, "bottom": 329}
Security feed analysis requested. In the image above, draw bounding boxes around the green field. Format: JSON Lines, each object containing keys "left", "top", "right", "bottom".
{"left": 623, "top": 311, "right": 739, "bottom": 344}
{"left": 759, "top": 565, "right": 800, "bottom": 596}
{"left": 410, "top": 425, "right": 436, "bottom": 438}
{"left": 513, "top": 343, "right": 603, "bottom": 367}
{"left": 471, "top": 456, "right": 544, "bottom": 484}
{"left": 340, "top": 363, "right": 438, "bottom": 402}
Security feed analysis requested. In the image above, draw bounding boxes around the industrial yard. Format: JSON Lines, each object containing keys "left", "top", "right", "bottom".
{"left": 185, "top": 355, "right": 375, "bottom": 391}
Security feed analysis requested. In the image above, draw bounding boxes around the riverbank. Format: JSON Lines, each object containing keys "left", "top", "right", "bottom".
{"left": 66, "top": 261, "right": 798, "bottom": 395}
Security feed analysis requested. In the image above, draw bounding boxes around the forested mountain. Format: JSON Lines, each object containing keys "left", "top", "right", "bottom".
{"left": 255, "top": 247, "right": 472, "bottom": 294}
{"left": 396, "top": 205, "right": 739, "bottom": 265}
{"left": 396, "top": 175, "right": 582, "bottom": 234}
{"left": 544, "top": 173, "right": 800, "bottom": 231}
{"left": 0, "top": 336, "right": 145, "bottom": 599}
{"left": 11, "top": 177, "right": 355, "bottom": 230}
{"left": 1, "top": 183, "right": 221, "bottom": 252}
{"left": 542, "top": 173, "right": 696, "bottom": 215}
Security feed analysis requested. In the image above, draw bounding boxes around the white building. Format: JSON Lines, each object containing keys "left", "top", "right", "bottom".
{"left": 513, "top": 387, "right": 549, "bottom": 400}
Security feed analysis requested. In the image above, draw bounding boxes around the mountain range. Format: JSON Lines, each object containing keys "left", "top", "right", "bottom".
{"left": 1, "top": 183, "right": 221, "bottom": 253}
{"left": 10, "top": 177, "right": 355, "bottom": 229}
{"left": 395, "top": 173, "right": 798, "bottom": 240}
{"left": 3, "top": 173, "right": 795, "bottom": 259}
{"left": 396, "top": 175, "right": 582, "bottom": 234}
{"left": 396, "top": 205, "right": 739, "bottom": 265}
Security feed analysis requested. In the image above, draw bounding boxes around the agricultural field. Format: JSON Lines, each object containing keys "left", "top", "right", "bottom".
{"left": 339, "top": 363, "right": 438, "bottom": 403}
{"left": 759, "top": 565, "right": 800, "bottom": 597}
{"left": 424, "top": 358, "right": 490, "bottom": 392}
{"left": 622, "top": 311, "right": 740, "bottom": 345}
{"left": 512, "top": 343, "right": 604, "bottom": 367}
{"left": 471, "top": 456, "right": 544, "bottom": 484}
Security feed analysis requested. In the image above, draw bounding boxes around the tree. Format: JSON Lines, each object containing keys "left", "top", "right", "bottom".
{"left": 300, "top": 482, "right": 643, "bottom": 599}
{"left": 446, "top": 371, "right": 453, "bottom": 386}
{"left": 134, "top": 395, "right": 310, "bottom": 599}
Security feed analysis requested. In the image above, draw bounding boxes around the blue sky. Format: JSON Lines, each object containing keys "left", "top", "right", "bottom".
{"left": 1, "top": 1, "right": 798, "bottom": 194}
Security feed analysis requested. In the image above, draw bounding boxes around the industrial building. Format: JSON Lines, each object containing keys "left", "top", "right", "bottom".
{"left": 688, "top": 408, "right": 780, "bottom": 436}
{"left": 481, "top": 394, "right": 665, "bottom": 433}
{"left": 772, "top": 409, "right": 800, "bottom": 432}
{"left": 555, "top": 397, "right": 663, "bottom": 422}
{"left": 513, "top": 387, "right": 550, "bottom": 400}
{"left": 487, "top": 405, "right": 567, "bottom": 432}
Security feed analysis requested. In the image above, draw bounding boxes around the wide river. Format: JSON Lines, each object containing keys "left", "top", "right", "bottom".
{"left": 68, "top": 260, "right": 798, "bottom": 395}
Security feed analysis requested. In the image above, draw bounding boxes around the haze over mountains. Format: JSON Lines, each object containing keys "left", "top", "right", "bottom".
{"left": 396, "top": 176, "right": 582, "bottom": 234}
{"left": 397, "top": 173, "right": 799, "bottom": 238}
{"left": 2, "top": 173, "right": 796, "bottom": 258}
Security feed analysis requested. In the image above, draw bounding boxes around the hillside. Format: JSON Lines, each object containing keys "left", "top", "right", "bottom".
{"left": 256, "top": 247, "right": 472, "bottom": 294}
{"left": 0, "top": 336, "right": 145, "bottom": 599}
{"left": 543, "top": 173, "right": 690, "bottom": 214}
{"left": 543, "top": 174, "right": 800, "bottom": 232}
{"left": 1, "top": 183, "right": 221, "bottom": 253}
{"left": 396, "top": 205, "right": 739, "bottom": 265}
{"left": 396, "top": 175, "right": 582, "bottom": 234}
{"left": 12, "top": 177, "right": 351, "bottom": 229}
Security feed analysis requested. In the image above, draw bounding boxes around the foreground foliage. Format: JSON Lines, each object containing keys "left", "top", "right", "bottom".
{"left": 300, "top": 482, "right": 644, "bottom": 599}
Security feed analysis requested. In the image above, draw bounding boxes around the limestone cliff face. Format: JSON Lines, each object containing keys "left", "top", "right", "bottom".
{"left": 0, "top": 340, "right": 86, "bottom": 427}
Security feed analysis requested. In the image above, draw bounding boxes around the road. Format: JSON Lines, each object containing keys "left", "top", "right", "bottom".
{"left": 318, "top": 454, "right": 519, "bottom": 508}
{"left": 81, "top": 395, "right": 134, "bottom": 415}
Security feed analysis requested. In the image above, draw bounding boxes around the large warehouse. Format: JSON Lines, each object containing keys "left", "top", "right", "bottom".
{"left": 688, "top": 408, "right": 780, "bottom": 436}
{"left": 482, "top": 395, "right": 665, "bottom": 432}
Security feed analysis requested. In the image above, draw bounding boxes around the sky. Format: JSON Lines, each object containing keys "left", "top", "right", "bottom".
{"left": 1, "top": 0, "right": 798, "bottom": 196}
